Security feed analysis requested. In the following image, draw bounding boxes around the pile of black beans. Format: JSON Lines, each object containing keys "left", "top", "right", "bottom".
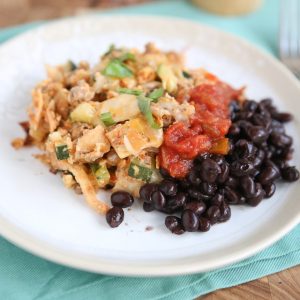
{"left": 138, "top": 98, "right": 299, "bottom": 234}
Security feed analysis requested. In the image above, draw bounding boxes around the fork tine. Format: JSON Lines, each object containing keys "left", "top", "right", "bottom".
{"left": 279, "top": 0, "right": 288, "bottom": 59}
{"left": 290, "top": 0, "right": 299, "bottom": 58}
{"left": 280, "top": 0, "right": 300, "bottom": 76}
{"left": 280, "top": 0, "right": 292, "bottom": 59}
{"left": 280, "top": 0, "right": 299, "bottom": 58}
{"left": 297, "top": 0, "right": 300, "bottom": 57}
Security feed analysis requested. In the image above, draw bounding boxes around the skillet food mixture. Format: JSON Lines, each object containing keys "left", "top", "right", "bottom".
{"left": 13, "top": 43, "right": 299, "bottom": 233}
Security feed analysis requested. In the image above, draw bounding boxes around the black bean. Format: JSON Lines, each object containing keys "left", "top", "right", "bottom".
{"left": 198, "top": 159, "right": 221, "bottom": 183}
{"left": 260, "top": 98, "right": 273, "bottom": 108}
{"left": 270, "top": 132, "right": 292, "bottom": 148}
{"left": 216, "top": 162, "right": 230, "bottom": 184}
{"left": 218, "top": 202, "right": 231, "bottom": 222}
{"left": 224, "top": 186, "right": 241, "bottom": 204}
{"left": 281, "top": 166, "right": 300, "bottom": 182}
{"left": 263, "top": 183, "right": 276, "bottom": 198}
{"left": 198, "top": 217, "right": 211, "bottom": 232}
{"left": 188, "top": 188, "right": 212, "bottom": 201}
{"left": 210, "top": 193, "right": 224, "bottom": 207}
{"left": 179, "top": 178, "right": 191, "bottom": 190}
{"left": 258, "top": 110, "right": 271, "bottom": 121}
{"left": 247, "top": 183, "right": 265, "bottom": 206}
{"left": 139, "top": 183, "right": 158, "bottom": 203}
{"left": 235, "top": 139, "right": 256, "bottom": 159}
{"left": 194, "top": 153, "right": 211, "bottom": 165}
{"left": 243, "top": 100, "right": 258, "bottom": 112}
{"left": 231, "top": 111, "right": 237, "bottom": 121}
{"left": 165, "top": 216, "right": 185, "bottom": 235}
{"left": 228, "top": 123, "right": 240, "bottom": 138}
{"left": 159, "top": 179, "right": 178, "bottom": 196}
{"left": 151, "top": 191, "right": 166, "bottom": 210}
{"left": 218, "top": 188, "right": 225, "bottom": 196}
{"left": 268, "top": 105, "right": 278, "bottom": 115}
{"left": 272, "top": 112, "right": 293, "bottom": 123}
{"left": 236, "top": 119, "right": 252, "bottom": 127}
{"left": 184, "top": 201, "right": 206, "bottom": 216}
{"left": 270, "top": 119, "right": 285, "bottom": 134}
{"left": 106, "top": 207, "right": 124, "bottom": 228}
{"left": 257, "top": 166, "right": 280, "bottom": 185}
{"left": 111, "top": 191, "right": 134, "bottom": 208}
{"left": 257, "top": 103, "right": 272, "bottom": 118}
{"left": 246, "top": 126, "right": 269, "bottom": 145}
{"left": 188, "top": 188, "right": 201, "bottom": 199}
{"left": 260, "top": 141, "right": 269, "bottom": 151}
{"left": 200, "top": 182, "right": 217, "bottom": 196}
{"left": 143, "top": 202, "right": 155, "bottom": 212}
{"left": 210, "top": 154, "right": 225, "bottom": 165}
{"left": 255, "top": 147, "right": 265, "bottom": 160}
{"left": 236, "top": 120, "right": 252, "bottom": 134}
{"left": 270, "top": 145, "right": 281, "bottom": 157}
{"left": 230, "top": 159, "right": 254, "bottom": 177}
{"left": 252, "top": 169, "right": 260, "bottom": 178}
{"left": 252, "top": 113, "right": 271, "bottom": 129}
{"left": 274, "top": 148, "right": 287, "bottom": 160}
{"left": 235, "top": 111, "right": 254, "bottom": 120}
{"left": 251, "top": 149, "right": 265, "bottom": 168}
{"left": 224, "top": 188, "right": 240, "bottom": 204}
{"left": 206, "top": 205, "right": 221, "bottom": 224}
{"left": 251, "top": 158, "right": 262, "bottom": 169}
{"left": 264, "top": 146, "right": 275, "bottom": 159}
{"left": 225, "top": 176, "right": 238, "bottom": 189}
{"left": 181, "top": 210, "right": 200, "bottom": 232}
{"left": 273, "top": 159, "right": 288, "bottom": 171}
{"left": 278, "top": 147, "right": 294, "bottom": 161}
{"left": 227, "top": 142, "right": 235, "bottom": 156}
{"left": 167, "top": 192, "right": 187, "bottom": 210}
{"left": 187, "top": 170, "right": 201, "bottom": 186}
{"left": 240, "top": 176, "right": 256, "bottom": 197}
{"left": 226, "top": 154, "right": 235, "bottom": 164}
{"left": 229, "top": 100, "right": 241, "bottom": 113}
{"left": 263, "top": 160, "right": 281, "bottom": 175}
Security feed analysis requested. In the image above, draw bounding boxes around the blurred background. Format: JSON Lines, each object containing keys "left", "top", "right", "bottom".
{"left": 0, "top": 0, "right": 265, "bottom": 28}
{"left": 0, "top": 0, "right": 154, "bottom": 27}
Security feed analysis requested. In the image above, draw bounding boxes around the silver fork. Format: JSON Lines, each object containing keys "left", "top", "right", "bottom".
{"left": 279, "top": 0, "right": 300, "bottom": 79}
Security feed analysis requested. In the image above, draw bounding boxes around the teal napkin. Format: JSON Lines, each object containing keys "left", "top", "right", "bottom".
{"left": 1, "top": 0, "right": 299, "bottom": 299}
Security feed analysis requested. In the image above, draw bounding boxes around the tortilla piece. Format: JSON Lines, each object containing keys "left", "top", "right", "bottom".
{"left": 51, "top": 156, "right": 110, "bottom": 214}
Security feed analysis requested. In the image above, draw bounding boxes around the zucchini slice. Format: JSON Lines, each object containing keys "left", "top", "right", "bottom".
{"left": 55, "top": 144, "right": 69, "bottom": 160}
{"left": 128, "top": 160, "right": 153, "bottom": 182}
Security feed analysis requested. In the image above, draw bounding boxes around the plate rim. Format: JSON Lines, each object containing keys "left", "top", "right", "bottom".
{"left": 1, "top": 14, "right": 300, "bottom": 276}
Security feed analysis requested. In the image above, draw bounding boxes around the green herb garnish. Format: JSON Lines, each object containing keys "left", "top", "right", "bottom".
{"left": 117, "top": 87, "right": 143, "bottom": 96}
{"left": 55, "top": 144, "right": 69, "bottom": 160}
{"left": 100, "top": 112, "right": 116, "bottom": 127}
{"left": 102, "top": 59, "right": 133, "bottom": 78}
{"left": 182, "top": 71, "right": 191, "bottom": 78}
{"left": 147, "top": 88, "right": 164, "bottom": 102}
{"left": 68, "top": 60, "right": 77, "bottom": 71}
{"left": 137, "top": 95, "right": 160, "bottom": 129}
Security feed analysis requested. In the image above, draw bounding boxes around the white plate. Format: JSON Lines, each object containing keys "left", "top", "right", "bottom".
{"left": 0, "top": 15, "right": 299, "bottom": 276}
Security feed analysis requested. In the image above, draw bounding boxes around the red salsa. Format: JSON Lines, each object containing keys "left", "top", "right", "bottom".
{"left": 159, "top": 78, "right": 241, "bottom": 178}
